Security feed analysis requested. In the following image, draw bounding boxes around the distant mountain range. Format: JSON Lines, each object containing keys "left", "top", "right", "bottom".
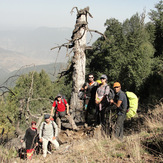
{"left": 0, "top": 62, "right": 67, "bottom": 87}
{"left": 0, "top": 27, "right": 98, "bottom": 72}
{"left": 0, "top": 27, "right": 74, "bottom": 72}
{"left": 0, "top": 26, "right": 99, "bottom": 87}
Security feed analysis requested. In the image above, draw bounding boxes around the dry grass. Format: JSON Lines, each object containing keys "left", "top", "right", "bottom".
{"left": 1, "top": 103, "right": 163, "bottom": 163}
{"left": 144, "top": 103, "right": 163, "bottom": 130}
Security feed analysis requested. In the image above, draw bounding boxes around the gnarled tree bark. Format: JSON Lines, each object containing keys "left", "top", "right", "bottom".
{"left": 51, "top": 7, "right": 105, "bottom": 123}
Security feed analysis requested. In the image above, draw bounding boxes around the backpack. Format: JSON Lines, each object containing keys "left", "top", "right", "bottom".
{"left": 108, "top": 88, "right": 115, "bottom": 100}
{"left": 78, "top": 90, "right": 86, "bottom": 100}
{"left": 104, "top": 85, "right": 115, "bottom": 101}
{"left": 125, "top": 91, "right": 138, "bottom": 119}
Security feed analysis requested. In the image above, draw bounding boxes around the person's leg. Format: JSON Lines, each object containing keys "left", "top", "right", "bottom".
{"left": 65, "top": 115, "right": 78, "bottom": 130}
{"left": 50, "top": 139, "right": 59, "bottom": 150}
{"left": 42, "top": 138, "right": 49, "bottom": 158}
{"left": 101, "top": 107, "right": 106, "bottom": 125}
{"left": 115, "top": 113, "right": 126, "bottom": 140}
{"left": 119, "top": 113, "right": 126, "bottom": 140}
{"left": 95, "top": 105, "right": 100, "bottom": 125}
{"left": 56, "top": 117, "right": 61, "bottom": 132}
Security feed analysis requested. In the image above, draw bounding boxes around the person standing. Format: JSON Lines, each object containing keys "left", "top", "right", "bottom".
{"left": 110, "top": 82, "right": 128, "bottom": 140}
{"left": 80, "top": 74, "right": 98, "bottom": 123}
{"left": 95, "top": 74, "right": 110, "bottom": 125}
{"left": 21, "top": 121, "right": 38, "bottom": 160}
{"left": 51, "top": 94, "right": 78, "bottom": 131}
{"left": 39, "top": 114, "right": 59, "bottom": 158}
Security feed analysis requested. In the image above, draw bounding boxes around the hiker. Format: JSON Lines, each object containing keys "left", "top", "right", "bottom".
{"left": 95, "top": 74, "right": 110, "bottom": 125}
{"left": 21, "top": 121, "right": 38, "bottom": 160}
{"left": 80, "top": 74, "right": 98, "bottom": 123}
{"left": 110, "top": 82, "right": 128, "bottom": 140}
{"left": 50, "top": 94, "right": 78, "bottom": 131}
{"left": 39, "top": 114, "right": 59, "bottom": 158}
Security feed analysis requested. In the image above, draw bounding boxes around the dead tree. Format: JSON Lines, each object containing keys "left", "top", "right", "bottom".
{"left": 51, "top": 7, "right": 105, "bottom": 123}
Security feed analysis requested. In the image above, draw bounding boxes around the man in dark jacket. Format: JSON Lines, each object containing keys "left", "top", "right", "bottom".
{"left": 110, "top": 82, "right": 128, "bottom": 140}
{"left": 80, "top": 73, "right": 98, "bottom": 123}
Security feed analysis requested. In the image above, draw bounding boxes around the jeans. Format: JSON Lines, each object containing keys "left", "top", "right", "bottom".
{"left": 115, "top": 112, "right": 126, "bottom": 140}
{"left": 42, "top": 137, "right": 59, "bottom": 157}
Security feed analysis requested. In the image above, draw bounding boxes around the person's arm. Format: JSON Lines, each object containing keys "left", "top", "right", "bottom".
{"left": 51, "top": 106, "right": 54, "bottom": 117}
{"left": 34, "top": 132, "right": 39, "bottom": 146}
{"left": 95, "top": 92, "right": 99, "bottom": 104}
{"left": 66, "top": 103, "right": 70, "bottom": 115}
{"left": 39, "top": 123, "right": 43, "bottom": 142}
{"left": 112, "top": 100, "right": 122, "bottom": 107}
{"left": 52, "top": 121, "right": 58, "bottom": 138}
{"left": 80, "top": 83, "right": 88, "bottom": 91}
{"left": 21, "top": 128, "right": 28, "bottom": 143}
{"left": 51, "top": 101, "right": 56, "bottom": 117}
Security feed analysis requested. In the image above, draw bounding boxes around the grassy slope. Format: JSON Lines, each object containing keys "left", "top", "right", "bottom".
{"left": 0, "top": 103, "right": 163, "bottom": 163}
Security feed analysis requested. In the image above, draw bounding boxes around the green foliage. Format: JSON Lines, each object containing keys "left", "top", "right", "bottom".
{"left": 87, "top": 14, "right": 154, "bottom": 93}
{"left": 0, "top": 68, "right": 72, "bottom": 135}
{"left": 149, "top": 0, "right": 163, "bottom": 57}
{"left": 0, "top": 102, "right": 15, "bottom": 137}
{"left": 51, "top": 76, "right": 72, "bottom": 103}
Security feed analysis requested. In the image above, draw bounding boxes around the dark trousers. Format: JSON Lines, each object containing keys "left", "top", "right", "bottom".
{"left": 115, "top": 112, "right": 126, "bottom": 140}
{"left": 96, "top": 104, "right": 108, "bottom": 125}
{"left": 85, "top": 98, "right": 96, "bottom": 122}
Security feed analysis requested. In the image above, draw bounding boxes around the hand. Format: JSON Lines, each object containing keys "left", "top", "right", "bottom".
{"left": 52, "top": 136, "right": 56, "bottom": 140}
{"left": 84, "top": 86, "right": 88, "bottom": 90}
{"left": 67, "top": 113, "right": 70, "bottom": 116}
{"left": 21, "top": 140, "right": 24, "bottom": 143}
{"left": 39, "top": 138, "right": 42, "bottom": 143}
{"left": 95, "top": 100, "right": 100, "bottom": 104}
{"left": 36, "top": 142, "right": 38, "bottom": 146}
{"left": 110, "top": 99, "right": 114, "bottom": 103}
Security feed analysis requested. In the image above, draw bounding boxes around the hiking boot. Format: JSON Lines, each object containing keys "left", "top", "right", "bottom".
{"left": 73, "top": 126, "right": 79, "bottom": 131}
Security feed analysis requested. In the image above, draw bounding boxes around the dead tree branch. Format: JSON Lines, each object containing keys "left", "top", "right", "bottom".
{"left": 0, "top": 86, "right": 15, "bottom": 96}
{"left": 88, "top": 29, "right": 107, "bottom": 40}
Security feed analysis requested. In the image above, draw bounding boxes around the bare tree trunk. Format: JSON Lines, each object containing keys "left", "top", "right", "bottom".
{"left": 51, "top": 7, "right": 104, "bottom": 123}
{"left": 70, "top": 12, "right": 88, "bottom": 123}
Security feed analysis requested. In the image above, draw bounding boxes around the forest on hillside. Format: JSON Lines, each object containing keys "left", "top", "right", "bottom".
{"left": 0, "top": 1, "right": 162, "bottom": 162}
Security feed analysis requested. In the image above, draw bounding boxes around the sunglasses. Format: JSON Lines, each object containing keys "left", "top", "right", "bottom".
{"left": 100, "top": 78, "right": 105, "bottom": 80}
{"left": 89, "top": 77, "right": 94, "bottom": 78}
{"left": 114, "top": 87, "right": 119, "bottom": 88}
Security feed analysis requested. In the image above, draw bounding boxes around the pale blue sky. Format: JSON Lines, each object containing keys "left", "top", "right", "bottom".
{"left": 0, "top": 0, "right": 159, "bottom": 32}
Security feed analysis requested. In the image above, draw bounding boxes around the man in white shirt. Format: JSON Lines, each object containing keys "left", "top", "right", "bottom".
{"left": 39, "top": 114, "right": 59, "bottom": 157}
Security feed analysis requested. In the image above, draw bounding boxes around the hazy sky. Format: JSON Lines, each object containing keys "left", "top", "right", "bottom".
{"left": 0, "top": 0, "right": 159, "bottom": 32}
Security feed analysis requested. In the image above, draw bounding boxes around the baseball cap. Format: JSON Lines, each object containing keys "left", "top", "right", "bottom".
{"left": 100, "top": 74, "right": 107, "bottom": 80}
{"left": 113, "top": 82, "right": 121, "bottom": 88}
{"left": 56, "top": 94, "right": 62, "bottom": 97}
{"left": 44, "top": 114, "right": 50, "bottom": 119}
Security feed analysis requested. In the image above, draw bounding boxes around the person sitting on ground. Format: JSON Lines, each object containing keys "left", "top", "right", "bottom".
{"left": 80, "top": 73, "right": 98, "bottom": 123}
{"left": 110, "top": 82, "right": 128, "bottom": 141}
{"left": 50, "top": 94, "right": 78, "bottom": 131}
{"left": 39, "top": 114, "right": 59, "bottom": 158}
{"left": 21, "top": 121, "right": 38, "bottom": 160}
{"left": 95, "top": 74, "right": 110, "bottom": 125}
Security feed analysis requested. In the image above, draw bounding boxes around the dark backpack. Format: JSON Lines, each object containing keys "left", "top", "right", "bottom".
{"left": 108, "top": 88, "right": 115, "bottom": 100}
{"left": 104, "top": 85, "right": 115, "bottom": 100}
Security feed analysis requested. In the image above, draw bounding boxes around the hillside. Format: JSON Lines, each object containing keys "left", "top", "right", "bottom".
{"left": 1, "top": 102, "right": 163, "bottom": 162}
{"left": 0, "top": 62, "right": 67, "bottom": 86}
{"left": 0, "top": 27, "right": 98, "bottom": 71}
